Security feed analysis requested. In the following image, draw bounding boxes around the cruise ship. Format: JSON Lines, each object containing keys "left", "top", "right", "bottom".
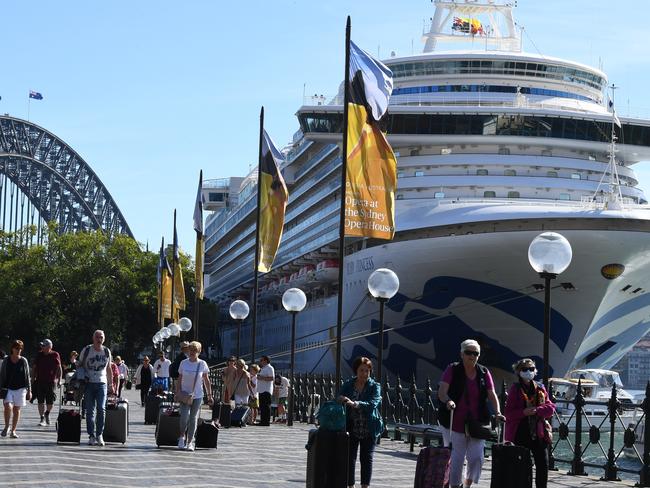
{"left": 202, "top": 0, "right": 650, "bottom": 383}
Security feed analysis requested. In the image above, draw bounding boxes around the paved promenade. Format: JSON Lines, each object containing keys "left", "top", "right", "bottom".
{"left": 0, "top": 389, "right": 638, "bottom": 487}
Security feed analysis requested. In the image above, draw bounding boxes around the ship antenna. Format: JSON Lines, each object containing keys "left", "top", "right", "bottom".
{"left": 592, "top": 84, "right": 624, "bottom": 209}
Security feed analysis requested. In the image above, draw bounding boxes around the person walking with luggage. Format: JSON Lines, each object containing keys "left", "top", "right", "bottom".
{"left": 134, "top": 356, "right": 153, "bottom": 406}
{"left": 221, "top": 356, "right": 237, "bottom": 403}
{"left": 504, "top": 358, "right": 555, "bottom": 488}
{"left": 78, "top": 330, "right": 114, "bottom": 446}
{"left": 33, "top": 339, "right": 62, "bottom": 427}
{"left": 176, "top": 341, "right": 213, "bottom": 451}
{"left": 257, "top": 356, "right": 274, "bottom": 426}
{"left": 0, "top": 340, "right": 32, "bottom": 438}
{"left": 232, "top": 359, "right": 252, "bottom": 406}
{"left": 114, "top": 356, "right": 129, "bottom": 397}
{"left": 337, "top": 356, "right": 383, "bottom": 488}
{"left": 438, "top": 339, "right": 505, "bottom": 488}
{"left": 153, "top": 351, "right": 171, "bottom": 391}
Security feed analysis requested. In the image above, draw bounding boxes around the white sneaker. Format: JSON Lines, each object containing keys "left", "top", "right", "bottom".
{"left": 88, "top": 436, "right": 96, "bottom": 445}
{"left": 96, "top": 435, "right": 105, "bottom": 446}
{"left": 38, "top": 419, "right": 47, "bottom": 427}
{"left": 177, "top": 437, "right": 185, "bottom": 450}
{"left": 185, "top": 441, "right": 195, "bottom": 451}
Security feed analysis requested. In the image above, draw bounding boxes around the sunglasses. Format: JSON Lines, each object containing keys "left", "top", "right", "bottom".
{"left": 520, "top": 367, "right": 536, "bottom": 372}
{"left": 464, "top": 350, "right": 479, "bottom": 357}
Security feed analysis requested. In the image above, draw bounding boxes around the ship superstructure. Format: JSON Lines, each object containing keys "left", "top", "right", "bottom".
{"left": 203, "top": 0, "right": 650, "bottom": 381}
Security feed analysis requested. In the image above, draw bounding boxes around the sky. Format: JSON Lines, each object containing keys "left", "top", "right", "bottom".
{"left": 2, "top": 1, "right": 650, "bottom": 256}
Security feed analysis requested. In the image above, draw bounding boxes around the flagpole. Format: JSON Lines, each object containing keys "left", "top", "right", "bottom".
{"left": 194, "top": 170, "right": 203, "bottom": 342}
{"left": 335, "top": 17, "right": 352, "bottom": 387}
{"left": 251, "top": 106, "right": 264, "bottom": 363}
{"left": 158, "top": 236, "right": 165, "bottom": 328}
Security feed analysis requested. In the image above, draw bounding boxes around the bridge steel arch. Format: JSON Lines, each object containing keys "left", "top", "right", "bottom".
{"left": 0, "top": 116, "right": 133, "bottom": 237}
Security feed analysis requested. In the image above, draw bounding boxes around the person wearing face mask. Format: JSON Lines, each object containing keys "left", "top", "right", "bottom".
{"left": 504, "top": 358, "right": 556, "bottom": 488}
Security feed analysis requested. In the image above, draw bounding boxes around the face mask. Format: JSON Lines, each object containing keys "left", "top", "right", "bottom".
{"left": 519, "top": 370, "right": 535, "bottom": 381}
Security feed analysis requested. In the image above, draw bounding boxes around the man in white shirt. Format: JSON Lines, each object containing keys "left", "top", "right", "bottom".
{"left": 153, "top": 352, "right": 171, "bottom": 391}
{"left": 256, "top": 355, "right": 274, "bottom": 426}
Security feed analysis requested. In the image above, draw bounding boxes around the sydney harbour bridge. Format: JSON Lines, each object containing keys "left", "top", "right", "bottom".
{"left": 0, "top": 115, "right": 132, "bottom": 243}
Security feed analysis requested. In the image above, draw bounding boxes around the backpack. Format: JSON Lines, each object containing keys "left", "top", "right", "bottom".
{"left": 317, "top": 401, "right": 346, "bottom": 431}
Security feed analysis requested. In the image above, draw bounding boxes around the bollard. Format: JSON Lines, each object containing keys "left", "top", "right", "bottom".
{"left": 569, "top": 378, "right": 587, "bottom": 476}
{"left": 639, "top": 381, "right": 650, "bottom": 487}
{"left": 602, "top": 384, "right": 620, "bottom": 481}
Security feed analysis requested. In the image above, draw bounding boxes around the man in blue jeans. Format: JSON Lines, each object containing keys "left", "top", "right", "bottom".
{"left": 78, "top": 330, "right": 114, "bottom": 446}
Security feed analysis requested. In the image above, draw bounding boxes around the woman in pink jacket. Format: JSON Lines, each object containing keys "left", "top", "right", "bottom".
{"left": 504, "top": 358, "right": 555, "bottom": 488}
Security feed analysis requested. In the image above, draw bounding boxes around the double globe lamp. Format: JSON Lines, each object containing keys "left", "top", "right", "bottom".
{"left": 527, "top": 232, "right": 573, "bottom": 387}
{"left": 282, "top": 287, "right": 307, "bottom": 427}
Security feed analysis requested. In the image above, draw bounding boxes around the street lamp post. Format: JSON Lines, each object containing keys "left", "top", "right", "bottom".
{"left": 229, "top": 300, "right": 249, "bottom": 359}
{"left": 367, "top": 268, "right": 400, "bottom": 384}
{"left": 282, "top": 287, "right": 307, "bottom": 427}
{"left": 528, "top": 232, "right": 573, "bottom": 387}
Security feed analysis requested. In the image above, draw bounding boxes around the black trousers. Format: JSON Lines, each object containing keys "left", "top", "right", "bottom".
{"left": 515, "top": 421, "right": 549, "bottom": 488}
{"left": 259, "top": 391, "right": 271, "bottom": 426}
{"left": 348, "top": 435, "right": 376, "bottom": 486}
{"left": 140, "top": 383, "right": 151, "bottom": 405}
{"left": 117, "top": 378, "right": 125, "bottom": 397}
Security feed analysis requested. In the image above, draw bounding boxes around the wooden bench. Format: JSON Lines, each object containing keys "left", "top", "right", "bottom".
{"left": 394, "top": 423, "right": 444, "bottom": 452}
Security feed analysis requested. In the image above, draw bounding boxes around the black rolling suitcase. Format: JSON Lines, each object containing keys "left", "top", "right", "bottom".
{"left": 213, "top": 402, "right": 232, "bottom": 427}
{"left": 231, "top": 405, "right": 250, "bottom": 427}
{"left": 104, "top": 397, "right": 128, "bottom": 444}
{"left": 145, "top": 393, "right": 170, "bottom": 425}
{"left": 306, "top": 429, "right": 349, "bottom": 488}
{"left": 195, "top": 418, "right": 219, "bottom": 449}
{"left": 155, "top": 406, "right": 181, "bottom": 447}
{"left": 56, "top": 408, "right": 82, "bottom": 444}
{"left": 490, "top": 419, "right": 532, "bottom": 488}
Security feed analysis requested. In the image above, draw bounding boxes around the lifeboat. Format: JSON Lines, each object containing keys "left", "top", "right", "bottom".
{"left": 294, "top": 264, "right": 316, "bottom": 287}
{"left": 314, "top": 259, "right": 339, "bottom": 283}
{"left": 277, "top": 275, "right": 291, "bottom": 292}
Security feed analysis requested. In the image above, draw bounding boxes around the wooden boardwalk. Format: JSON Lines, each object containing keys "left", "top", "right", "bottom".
{"left": 0, "top": 388, "right": 638, "bottom": 487}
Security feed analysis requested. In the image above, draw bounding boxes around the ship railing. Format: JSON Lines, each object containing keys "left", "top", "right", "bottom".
{"left": 275, "top": 372, "right": 650, "bottom": 485}
{"left": 434, "top": 197, "right": 648, "bottom": 209}
{"left": 301, "top": 93, "right": 606, "bottom": 115}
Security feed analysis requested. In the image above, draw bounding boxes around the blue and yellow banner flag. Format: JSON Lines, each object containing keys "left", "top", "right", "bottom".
{"left": 345, "top": 41, "right": 397, "bottom": 240}
{"left": 257, "top": 130, "right": 288, "bottom": 273}
{"left": 193, "top": 170, "right": 204, "bottom": 300}
{"left": 172, "top": 224, "right": 186, "bottom": 320}
{"left": 157, "top": 237, "right": 173, "bottom": 324}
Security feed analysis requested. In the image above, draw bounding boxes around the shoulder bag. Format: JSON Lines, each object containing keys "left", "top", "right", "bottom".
{"left": 177, "top": 361, "right": 201, "bottom": 406}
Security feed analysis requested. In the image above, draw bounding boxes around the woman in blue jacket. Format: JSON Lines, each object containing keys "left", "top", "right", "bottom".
{"left": 338, "top": 356, "right": 383, "bottom": 488}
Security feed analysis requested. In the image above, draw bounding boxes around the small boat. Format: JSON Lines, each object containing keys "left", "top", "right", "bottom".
{"left": 314, "top": 260, "right": 339, "bottom": 283}
{"left": 550, "top": 369, "right": 638, "bottom": 428}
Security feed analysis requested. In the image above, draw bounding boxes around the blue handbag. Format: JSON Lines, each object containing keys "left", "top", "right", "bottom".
{"left": 317, "top": 400, "right": 346, "bottom": 431}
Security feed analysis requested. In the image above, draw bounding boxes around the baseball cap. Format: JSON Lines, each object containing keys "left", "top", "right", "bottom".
{"left": 40, "top": 339, "right": 53, "bottom": 348}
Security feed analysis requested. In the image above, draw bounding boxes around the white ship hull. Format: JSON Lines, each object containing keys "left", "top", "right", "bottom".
{"left": 225, "top": 220, "right": 650, "bottom": 384}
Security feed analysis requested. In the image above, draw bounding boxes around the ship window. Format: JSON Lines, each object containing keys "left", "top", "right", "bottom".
{"left": 547, "top": 171, "right": 558, "bottom": 178}
{"left": 476, "top": 169, "right": 488, "bottom": 176}
{"left": 504, "top": 169, "right": 516, "bottom": 176}
{"left": 208, "top": 192, "right": 224, "bottom": 202}
{"left": 434, "top": 192, "right": 445, "bottom": 198}
{"left": 483, "top": 191, "right": 496, "bottom": 198}
{"left": 559, "top": 193, "right": 571, "bottom": 200}
{"left": 397, "top": 171, "right": 405, "bottom": 178}
{"left": 396, "top": 194, "right": 404, "bottom": 200}
{"left": 507, "top": 191, "right": 520, "bottom": 198}
{"left": 415, "top": 170, "right": 424, "bottom": 177}
{"left": 571, "top": 173, "right": 581, "bottom": 179}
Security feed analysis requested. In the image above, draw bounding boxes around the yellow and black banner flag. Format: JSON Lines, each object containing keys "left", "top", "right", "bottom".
{"left": 257, "top": 130, "right": 288, "bottom": 272}
{"left": 157, "top": 237, "right": 173, "bottom": 324}
{"left": 345, "top": 40, "right": 397, "bottom": 240}
{"left": 193, "top": 170, "right": 204, "bottom": 300}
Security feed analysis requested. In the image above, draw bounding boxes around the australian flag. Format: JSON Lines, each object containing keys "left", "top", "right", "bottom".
{"left": 29, "top": 90, "right": 43, "bottom": 100}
